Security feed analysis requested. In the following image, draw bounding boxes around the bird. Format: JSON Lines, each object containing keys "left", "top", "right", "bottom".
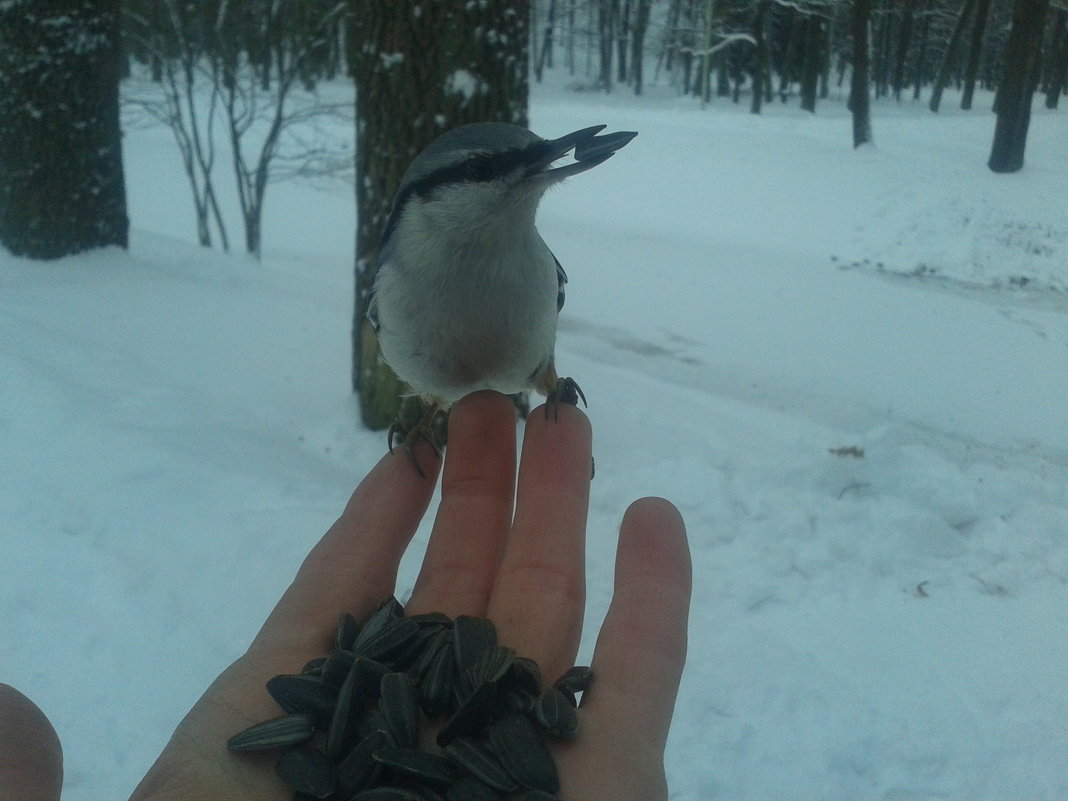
{"left": 367, "top": 122, "right": 638, "bottom": 453}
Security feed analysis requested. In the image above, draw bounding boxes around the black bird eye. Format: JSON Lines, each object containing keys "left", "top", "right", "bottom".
{"left": 465, "top": 156, "right": 494, "bottom": 182}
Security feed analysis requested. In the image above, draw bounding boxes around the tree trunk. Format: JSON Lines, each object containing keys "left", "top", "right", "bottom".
{"left": 617, "top": 0, "right": 630, "bottom": 83}
{"left": 989, "top": 0, "right": 1050, "bottom": 173}
{"left": 750, "top": 0, "right": 769, "bottom": 114}
{"left": 535, "top": 0, "right": 557, "bottom": 81}
{"left": 778, "top": 7, "right": 799, "bottom": 102}
{"left": 1045, "top": 9, "right": 1068, "bottom": 108}
{"left": 961, "top": 0, "right": 993, "bottom": 109}
{"left": 631, "top": 0, "right": 652, "bottom": 94}
{"left": 0, "top": 0, "right": 128, "bottom": 259}
{"left": 892, "top": 0, "right": 917, "bottom": 101}
{"left": 850, "top": 0, "right": 874, "bottom": 148}
{"left": 799, "top": 14, "right": 822, "bottom": 113}
{"left": 598, "top": 0, "right": 616, "bottom": 92}
{"left": 929, "top": 0, "right": 977, "bottom": 112}
{"left": 912, "top": 0, "right": 933, "bottom": 100}
{"left": 350, "top": 0, "right": 530, "bottom": 429}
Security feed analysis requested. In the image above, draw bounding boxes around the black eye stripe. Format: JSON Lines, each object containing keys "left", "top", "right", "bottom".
{"left": 378, "top": 140, "right": 552, "bottom": 249}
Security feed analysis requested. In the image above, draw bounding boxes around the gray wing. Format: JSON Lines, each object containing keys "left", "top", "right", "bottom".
{"left": 553, "top": 251, "right": 567, "bottom": 312}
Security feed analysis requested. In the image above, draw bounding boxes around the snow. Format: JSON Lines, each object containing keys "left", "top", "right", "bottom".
{"left": 446, "top": 68, "right": 486, "bottom": 100}
{"left": 3, "top": 74, "right": 1068, "bottom": 800}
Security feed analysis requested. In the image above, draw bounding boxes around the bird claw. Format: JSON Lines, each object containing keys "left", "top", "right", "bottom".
{"left": 388, "top": 401, "right": 446, "bottom": 477}
{"left": 545, "top": 376, "right": 586, "bottom": 421}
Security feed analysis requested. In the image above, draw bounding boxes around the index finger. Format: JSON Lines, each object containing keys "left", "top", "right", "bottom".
{"left": 252, "top": 442, "right": 441, "bottom": 658}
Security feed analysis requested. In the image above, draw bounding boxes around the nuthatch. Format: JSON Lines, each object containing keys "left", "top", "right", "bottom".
{"left": 368, "top": 122, "right": 637, "bottom": 449}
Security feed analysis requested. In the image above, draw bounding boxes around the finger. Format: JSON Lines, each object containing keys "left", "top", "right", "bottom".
{"left": 252, "top": 441, "right": 440, "bottom": 659}
{"left": 562, "top": 497, "right": 690, "bottom": 800}
{"left": 488, "top": 401, "right": 592, "bottom": 680}
{"left": 0, "top": 684, "right": 63, "bottom": 801}
{"left": 406, "top": 391, "right": 518, "bottom": 617}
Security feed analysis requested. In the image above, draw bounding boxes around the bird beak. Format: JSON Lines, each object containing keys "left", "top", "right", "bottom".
{"left": 525, "top": 125, "right": 638, "bottom": 183}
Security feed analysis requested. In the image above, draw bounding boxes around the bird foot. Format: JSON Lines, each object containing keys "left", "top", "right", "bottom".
{"left": 545, "top": 376, "right": 587, "bottom": 421}
{"left": 388, "top": 400, "right": 447, "bottom": 477}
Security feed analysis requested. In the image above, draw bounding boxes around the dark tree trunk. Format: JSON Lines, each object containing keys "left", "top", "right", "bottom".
{"left": 989, "top": 0, "right": 1050, "bottom": 173}
{"left": 0, "top": 0, "right": 128, "bottom": 259}
{"left": 850, "top": 0, "right": 874, "bottom": 148}
{"left": 631, "top": 0, "right": 652, "bottom": 94}
{"left": 750, "top": 0, "right": 769, "bottom": 114}
{"left": 350, "top": 0, "right": 530, "bottom": 429}
{"left": 799, "top": 13, "right": 823, "bottom": 113}
{"left": 929, "top": 0, "right": 977, "bottom": 112}
{"left": 1045, "top": 9, "right": 1068, "bottom": 108}
{"left": 892, "top": 0, "right": 917, "bottom": 101}
{"left": 961, "top": 0, "right": 993, "bottom": 109}
{"left": 871, "top": 0, "right": 891, "bottom": 98}
{"left": 535, "top": 0, "right": 557, "bottom": 81}
{"left": 778, "top": 8, "right": 799, "bottom": 102}
{"left": 912, "top": 0, "right": 934, "bottom": 100}
{"left": 599, "top": 0, "right": 617, "bottom": 92}
{"left": 617, "top": 0, "right": 630, "bottom": 84}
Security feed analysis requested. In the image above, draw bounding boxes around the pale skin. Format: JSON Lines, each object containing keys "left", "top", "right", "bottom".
{"left": 2, "top": 391, "right": 692, "bottom": 801}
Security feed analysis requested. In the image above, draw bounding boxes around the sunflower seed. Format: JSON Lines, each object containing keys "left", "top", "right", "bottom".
{"left": 469, "top": 646, "right": 515, "bottom": 689}
{"left": 226, "top": 713, "right": 314, "bottom": 751}
{"left": 405, "top": 611, "right": 452, "bottom": 627}
{"left": 348, "top": 787, "right": 423, "bottom": 801}
{"left": 436, "top": 679, "right": 497, "bottom": 747}
{"left": 321, "top": 648, "right": 356, "bottom": 688}
{"left": 391, "top": 622, "right": 446, "bottom": 670}
{"left": 379, "top": 672, "right": 420, "bottom": 749}
{"left": 442, "top": 736, "right": 517, "bottom": 792}
{"left": 533, "top": 688, "right": 579, "bottom": 740}
{"left": 486, "top": 714, "right": 559, "bottom": 794}
{"left": 508, "top": 657, "right": 542, "bottom": 697}
{"left": 372, "top": 747, "right": 459, "bottom": 786}
{"left": 445, "top": 775, "right": 504, "bottom": 801}
{"left": 404, "top": 783, "right": 447, "bottom": 801}
{"left": 266, "top": 674, "right": 338, "bottom": 727}
{"left": 353, "top": 597, "right": 405, "bottom": 653}
{"left": 553, "top": 666, "right": 592, "bottom": 704}
{"left": 453, "top": 616, "right": 497, "bottom": 696}
{"left": 337, "top": 729, "right": 388, "bottom": 796}
{"left": 337, "top": 611, "right": 361, "bottom": 651}
{"left": 301, "top": 656, "right": 327, "bottom": 677}
{"left": 408, "top": 626, "right": 449, "bottom": 684}
{"left": 326, "top": 655, "right": 367, "bottom": 760}
{"left": 357, "top": 617, "right": 422, "bottom": 662}
{"left": 275, "top": 746, "right": 337, "bottom": 798}
{"left": 419, "top": 635, "right": 456, "bottom": 718}
{"left": 356, "top": 707, "right": 391, "bottom": 743}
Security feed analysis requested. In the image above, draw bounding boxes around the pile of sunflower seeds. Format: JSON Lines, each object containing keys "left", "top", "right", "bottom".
{"left": 227, "top": 597, "right": 592, "bottom": 801}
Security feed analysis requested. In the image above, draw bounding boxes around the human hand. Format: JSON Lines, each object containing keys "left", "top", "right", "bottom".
{"left": 0, "top": 684, "right": 63, "bottom": 801}
{"left": 106, "top": 390, "right": 688, "bottom": 800}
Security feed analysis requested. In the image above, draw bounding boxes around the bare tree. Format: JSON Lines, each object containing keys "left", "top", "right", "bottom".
{"left": 125, "top": 2, "right": 229, "bottom": 250}
{"left": 216, "top": 2, "right": 349, "bottom": 257}
{"left": 124, "top": 0, "right": 349, "bottom": 257}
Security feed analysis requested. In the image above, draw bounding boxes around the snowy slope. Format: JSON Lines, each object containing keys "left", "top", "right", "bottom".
{"left": 3, "top": 79, "right": 1068, "bottom": 800}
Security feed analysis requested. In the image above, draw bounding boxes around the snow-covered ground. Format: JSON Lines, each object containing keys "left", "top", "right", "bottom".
{"left": 3, "top": 74, "right": 1068, "bottom": 800}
